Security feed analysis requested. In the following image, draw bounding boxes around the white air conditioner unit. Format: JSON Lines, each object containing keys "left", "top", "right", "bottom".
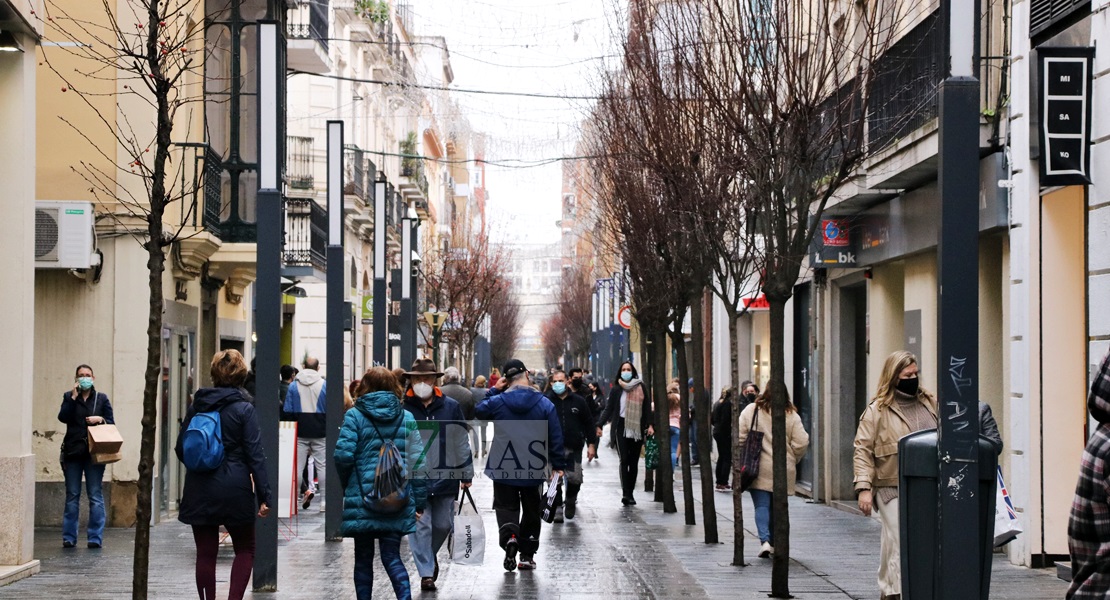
{"left": 35, "top": 201, "right": 98, "bottom": 269}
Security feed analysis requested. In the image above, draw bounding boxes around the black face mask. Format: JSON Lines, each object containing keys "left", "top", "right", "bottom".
{"left": 744, "top": 393, "right": 757, "bottom": 403}
{"left": 896, "top": 377, "right": 919, "bottom": 397}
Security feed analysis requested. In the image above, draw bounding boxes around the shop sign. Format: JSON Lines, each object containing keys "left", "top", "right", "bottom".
{"left": 1039, "top": 47, "right": 1094, "bottom": 186}
{"left": 743, "top": 295, "right": 770, "bottom": 311}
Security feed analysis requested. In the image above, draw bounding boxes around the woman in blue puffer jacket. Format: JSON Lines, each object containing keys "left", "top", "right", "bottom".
{"left": 335, "top": 366, "right": 427, "bottom": 600}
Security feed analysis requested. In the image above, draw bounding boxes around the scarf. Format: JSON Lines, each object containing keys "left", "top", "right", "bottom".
{"left": 620, "top": 378, "right": 645, "bottom": 440}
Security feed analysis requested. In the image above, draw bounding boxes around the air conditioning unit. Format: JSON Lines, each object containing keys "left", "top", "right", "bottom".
{"left": 35, "top": 201, "right": 98, "bottom": 269}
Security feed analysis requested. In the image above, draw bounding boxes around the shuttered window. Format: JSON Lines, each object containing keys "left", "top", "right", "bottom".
{"left": 1030, "top": 0, "right": 1090, "bottom": 39}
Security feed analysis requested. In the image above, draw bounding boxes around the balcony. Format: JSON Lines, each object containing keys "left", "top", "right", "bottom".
{"left": 287, "top": 135, "right": 314, "bottom": 190}
{"left": 282, "top": 198, "right": 327, "bottom": 281}
{"left": 287, "top": 0, "right": 331, "bottom": 74}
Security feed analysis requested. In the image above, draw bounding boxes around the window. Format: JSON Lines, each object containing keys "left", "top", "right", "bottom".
{"left": 1030, "top": 0, "right": 1090, "bottom": 40}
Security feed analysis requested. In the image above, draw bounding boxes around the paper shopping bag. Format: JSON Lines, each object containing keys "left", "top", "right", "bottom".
{"left": 993, "top": 466, "right": 1023, "bottom": 547}
{"left": 449, "top": 488, "right": 485, "bottom": 565}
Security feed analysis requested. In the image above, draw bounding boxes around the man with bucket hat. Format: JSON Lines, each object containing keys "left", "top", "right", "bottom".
{"left": 475, "top": 359, "right": 566, "bottom": 572}
{"left": 401, "top": 357, "right": 473, "bottom": 591}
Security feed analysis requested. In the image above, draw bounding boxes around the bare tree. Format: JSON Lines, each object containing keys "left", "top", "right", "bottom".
{"left": 685, "top": 1, "right": 913, "bottom": 594}
{"left": 42, "top": 1, "right": 215, "bottom": 597}
{"left": 489, "top": 292, "right": 522, "bottom": 370}
{"left": 557, "top": 266, "right": 594, "bottom": 368}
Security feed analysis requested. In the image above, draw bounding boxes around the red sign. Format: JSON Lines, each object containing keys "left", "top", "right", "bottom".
{"left": 617, "top": 305, "right": 633, "bottom": 329}
{"left": 743, "top": 295, "right": 770, "bottom": 310}
{"left": 822, "top": 219, "right": 850, "bottom": 247}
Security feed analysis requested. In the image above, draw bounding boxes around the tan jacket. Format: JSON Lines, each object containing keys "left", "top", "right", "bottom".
{"left": 737, "top": 403, "right": 810, "bottom": 495}
{"left": 852, "top": 393, "right": 938, "bottom": 492}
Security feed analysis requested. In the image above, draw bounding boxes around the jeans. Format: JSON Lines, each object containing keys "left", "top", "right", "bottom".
{"left": 192, "top": 524, "right": 254, "bottom": 600}
{"left": 669, "top": 426, "right": 681, "bottom": 467}
{"left": 62, "top": 457, "right": 106, "bottom": 545}
{"left": 750, "top": 489, "right": 774, "bottom": 544}
{"left": 412, "top": 494, "right": 455, "bottom": 577}
{"left": 354, "top": 532, "right": 410, "bottom": 600}
{"left": 297, "top": 437, "right": 326, "bottom": 500}
{"left": 492, "top": 482, "right": 543, "bottom": 557}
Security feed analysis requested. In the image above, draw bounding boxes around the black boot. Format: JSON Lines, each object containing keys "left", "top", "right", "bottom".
{"left": 565, "top": 483, "right": 580, "bottom": 520}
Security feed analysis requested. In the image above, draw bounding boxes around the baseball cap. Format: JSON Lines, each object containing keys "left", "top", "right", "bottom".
{"left": 502, "top": 359, "right": 527, "bottom": 380}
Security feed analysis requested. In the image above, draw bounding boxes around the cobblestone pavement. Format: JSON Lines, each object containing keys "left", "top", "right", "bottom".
{"left": 2, "top": 441, "right": 1067, "bottom": 599}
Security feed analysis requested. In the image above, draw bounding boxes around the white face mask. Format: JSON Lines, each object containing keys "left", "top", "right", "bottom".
{"left": 412, "top": 382, "right": 434, "bottom": 399}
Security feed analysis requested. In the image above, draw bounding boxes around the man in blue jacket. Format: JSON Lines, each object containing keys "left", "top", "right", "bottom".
{"left": 402, "top": 357, "right": 473, "bottom": 592}
{"left": 476, "top": 359, "right": 566, "bottom": 572}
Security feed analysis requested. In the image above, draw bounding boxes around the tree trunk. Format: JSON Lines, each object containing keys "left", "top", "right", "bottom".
{"left": 728, "top": 307, "right": 746, "bottom": 565}
{"left": 648, "top": 327, "right": 676, "bottom": 512}
{"left": 691, "top": 296, "right": 718, "bottom": 543}
{"left": 671, "top": 320, "right": 696, "bottom": 526}
{"left": 768, "top": 294, "right": 791, "bottom": 598}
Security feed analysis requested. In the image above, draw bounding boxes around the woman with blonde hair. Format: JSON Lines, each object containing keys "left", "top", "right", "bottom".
{"left": 176, "top": 349, "right": 271, "bottom": 600}
{"left": 736, "top": 379, "right": 809, "bottom": 558}
{"left": 853, "top": 350, "right": 938, "bottom": 600}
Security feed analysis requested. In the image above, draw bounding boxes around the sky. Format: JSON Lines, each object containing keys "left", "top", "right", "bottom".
{"left": 411, "top": 0, "right": 626, "bottom": 245}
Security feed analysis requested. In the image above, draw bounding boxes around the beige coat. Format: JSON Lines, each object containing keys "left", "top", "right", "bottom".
{"left": 852, "top": 393, "right": 938, "bottom": 492}
{"left": 737, "top": 403, "right": 810, "bottom": 495}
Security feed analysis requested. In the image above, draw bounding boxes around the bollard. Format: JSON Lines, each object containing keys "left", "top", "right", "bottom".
{"left": 898, "top": 430, "right": 997, "bottom": 599}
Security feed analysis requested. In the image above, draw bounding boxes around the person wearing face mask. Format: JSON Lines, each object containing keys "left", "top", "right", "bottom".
{"left": 853, "top": 350, "right": 938, "bottom": 600}
{"left": 543, "top": 370, "right": 598, "bottom": 522}
{"left": 401, "top": 358, "right": 472, "bottom": 591}
{"left": 711, "top": 387, "right": 738, "bottom": 491}
{"left": 58, "top": 364, "right": 115, "bottom": 549}
{"left": 596, "top": 361, "right": 655, "bottom": 506}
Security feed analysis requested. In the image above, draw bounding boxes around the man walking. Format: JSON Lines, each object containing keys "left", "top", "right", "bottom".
{"left": 1068, "top": 350, "right": 1110, "bottom": 599}
{"left": 283, "top": 357, "right": 327, "bottom": 511}
{"left": 440, "top": 366, "right": 478, "bottom": 459}
{"left": 402, "top": 358, "right": 472, "bottom": 591}
{"left": 544, "top": 370, "right": 597, "bottom": 521}
{"left": 476, "top": 359, "right": 566, "bottom": 572}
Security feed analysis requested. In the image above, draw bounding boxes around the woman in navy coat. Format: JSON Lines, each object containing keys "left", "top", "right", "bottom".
{"left": 175, "top": 350, "right": 271, "bottom": 600}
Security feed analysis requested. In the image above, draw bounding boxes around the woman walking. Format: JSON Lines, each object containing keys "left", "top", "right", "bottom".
{"left": 176, "top": 349, "right": 271, "bottom": 600}
{"left": 737, "top": 380, "right": 810, "bottom": 558}
{"left": 596, "top": 361, "right": 654, "bottom": 506}
{"left": 710, "top": 387, "right": 736, "bottom": 491}
{"left": 335, "top": 367, "right": 427, "bottom": 600}
{"left": 853, "top": 350, "right": 937, "bottom": 600}
{"left": 58, "top": 364, "right": 114, "bottom": 549}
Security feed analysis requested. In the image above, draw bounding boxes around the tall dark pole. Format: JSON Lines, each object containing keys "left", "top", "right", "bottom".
{"left": 401, "top": 215, "right": 415, "bottom": 367}
{"left": 252, "top": 20, "right": 281, "bottom": 591}
{"left": 373, "top": 180, "right": 388, "bottom": 366}
{"left": 325, "top": 121, "right": 345, "bottom": 540}
{"left": 935, "top": 0, "right": 981, "bottom": 597}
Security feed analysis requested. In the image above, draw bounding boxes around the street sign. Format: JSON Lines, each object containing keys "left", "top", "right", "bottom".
{"left": 424, "top": 311, "right": 449, "bottom": 330}
{"left": 361, "top": 294, "right": 373, "bottom": 325}
{"left": 1038, "top": 47, "right": 1094, "bottom": 186}
{"left": 617, "top": 305, "right": 633, "bottom": 329}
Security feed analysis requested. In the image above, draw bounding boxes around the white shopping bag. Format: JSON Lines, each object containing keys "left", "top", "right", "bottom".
{"left": 449, "top": 488, "right": 485, "bottom": 565}
{"left": 994, "top": 466, "right": 1023, "bottom": 547}
{"left": 541, "top": 472, "right": 563, "bottom": 523}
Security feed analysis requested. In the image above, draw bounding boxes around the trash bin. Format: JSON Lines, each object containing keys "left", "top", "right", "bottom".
{"left": 898, "top": 429, "right": 998, "bottom": 600}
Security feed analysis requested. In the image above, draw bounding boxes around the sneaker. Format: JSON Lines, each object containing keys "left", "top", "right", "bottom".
{"left": 564, "top": 502, "right": 576, "bottom": 520}
{"left": 87, "top": 542, "right": 102, "bottom": 549}
{"left": 554, "top": 506, "right": 564, "bottom": 523}
{"left": 420, "top": 577, "right": 436, "bottom": 591}
{"left": 503, "top": 536, "right": 519, "bottom": 572}
{"left": 62, "top": 541, "right": 75, "bottom": 549}
{"left": 301, "top": 490, "right": 314, "bottom": 510}
{"left": 758, "top": 542, "right": 773, "bottom": 558}
{"left": 517, "top": 556, "right": 536, "bottom": 570}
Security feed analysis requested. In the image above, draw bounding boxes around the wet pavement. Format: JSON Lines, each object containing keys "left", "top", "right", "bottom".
{"left": 2, "top": 441, "right": 1067, "bottom": 599}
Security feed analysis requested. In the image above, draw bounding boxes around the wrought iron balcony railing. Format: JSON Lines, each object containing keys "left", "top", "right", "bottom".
{"left": 286, "top": 135, "right": 314, "bottom": 190}
{"left": 283, "top": 198, "right": 327, "bottom": 273}
{"left": 288, "top": 0, "right": 330, "bottom": 53}
{"left": 866, "top": 10, "right": 945, "bottom": 152}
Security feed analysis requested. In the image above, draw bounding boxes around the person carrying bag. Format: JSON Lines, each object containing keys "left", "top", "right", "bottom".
{"left": 449, "top": 488, "right": 485, "bottom": 566}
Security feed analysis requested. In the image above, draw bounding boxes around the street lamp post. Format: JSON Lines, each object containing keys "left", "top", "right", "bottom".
{"left": 424, "top": 310, "right": 449, "bottom": 367}
{"left": 324, "top": 120, "right": 345, "bottom": 541}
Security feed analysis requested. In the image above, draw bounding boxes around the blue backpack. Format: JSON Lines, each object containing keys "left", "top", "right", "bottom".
{"left": 182, "top": 410, "right": 225, "bottom": 472}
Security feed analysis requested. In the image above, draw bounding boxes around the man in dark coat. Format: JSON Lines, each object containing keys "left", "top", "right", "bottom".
{"left": 544, "top": 369, "right": 598, "bottom": 521}
{"left": 1068, "top": 351, "right": 1110, "bottom": 599}
{"left": 477, "top": 359, "right": 566, "bottom": 572}
{"left": 402, "top": 358, "right": 473, "bottom": 591}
